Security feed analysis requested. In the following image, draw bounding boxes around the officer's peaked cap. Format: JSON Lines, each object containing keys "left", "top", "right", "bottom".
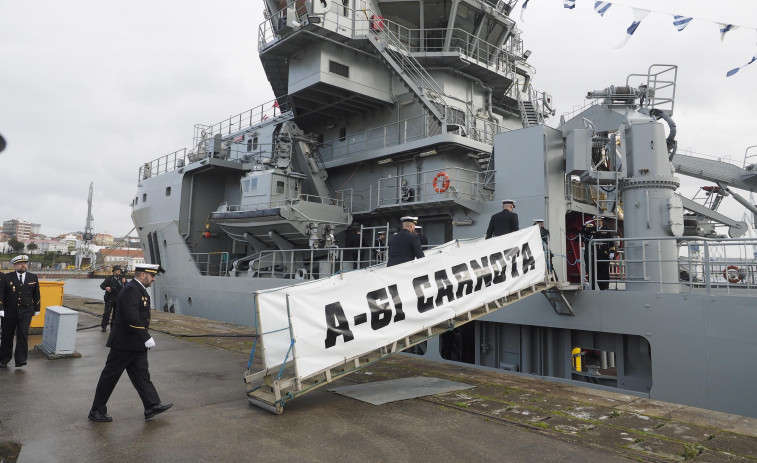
{"left": 136, "top": 264, "right": 165, "bottom": 275}
{"left": 11, "top": 255, "right": 29, "bottom": 264}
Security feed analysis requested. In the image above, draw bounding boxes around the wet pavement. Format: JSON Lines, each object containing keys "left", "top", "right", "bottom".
{"left": 1, "top": 295, "right": 756, "bottom": 462}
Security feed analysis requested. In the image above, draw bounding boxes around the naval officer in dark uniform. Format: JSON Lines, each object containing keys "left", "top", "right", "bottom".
{"left": 89, "top": 264, "right": 173, "bottom": 422}
{"left": 0, "top": 255, "right": 41, "bottom": 368}
{"left": 387, "top": 216, "right": 424, "bottom": 267}
{"left": 486, "top": 199, "right": 519, "bottom": 239}
{"left": 99, "top": 265, "right": 126, "bottom": 332}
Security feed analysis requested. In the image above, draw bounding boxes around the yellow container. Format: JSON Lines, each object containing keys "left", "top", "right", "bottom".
{"left": 30, "top": 280, "right": 66, "bottom": 329}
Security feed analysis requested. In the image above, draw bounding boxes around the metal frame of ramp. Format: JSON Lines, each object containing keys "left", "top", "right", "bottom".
{"left": 244, "top": 227, "right": 554, "bottom": 414}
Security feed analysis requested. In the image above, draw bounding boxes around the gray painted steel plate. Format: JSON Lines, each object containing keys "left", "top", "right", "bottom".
{"left": 328, "top": 376, "right": 474, "bottom": 405}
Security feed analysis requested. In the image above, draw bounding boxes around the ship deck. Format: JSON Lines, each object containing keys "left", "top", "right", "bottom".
{"left": 1, "top": 294, "right": 756, "bottom": 462}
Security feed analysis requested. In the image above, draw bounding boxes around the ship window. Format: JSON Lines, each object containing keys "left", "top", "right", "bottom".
{"left": 134, "top": 196, "right": 138, "bottom": 205}
{"left": 165, "top": 187, "right": 171, "bottom": 196}
{"left": 242, "top": 179, "right": 249, "bottom": 193}
{"left": 341, "top": 0, "right": 349, "bottom": 17}
{"left": 247, "top": 139, "right": 252, "bottom": 152}
{"left": 339, "top": 127, "right": 346, "bottom": 141}
{"left": 253, "top": 137, "right": 258, "bottom": 150}
{"left": 329, "top": 60, "right": 349, "bottom": 78}
{"left": 250, "top": 178, "right": 258, "bottom": 191}
{"left": 276, "top": 181, "right": 285, "bottom": 194}
{"left": 142, "top": 193, "right": 147, "bottom": 202}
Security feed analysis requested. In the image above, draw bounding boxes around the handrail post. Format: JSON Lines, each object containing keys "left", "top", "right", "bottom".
{"left": 703, "top": 242, "right": 711, "bottom": 294}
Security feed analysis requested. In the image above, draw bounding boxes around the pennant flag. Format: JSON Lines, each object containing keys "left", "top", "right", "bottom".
{"left": 261, "top": 114, "right": 269, "bottom": 121}
{"left": 616, "top": 8, "right": 650, "bottom": 48}
{"left": 727, "top": 51, "right": 757, "bottom": 77}
{"left": 672, "top": 15, "right": 692, "bottom": 32}
{"left": 272, "top": 100, "right": 280, "bottom": 109}
{"left": 594, "top": 2, "right": 612, "bottom": 17}
{"left": 564, "top": 0, "right": 576, "bottom": 10}
{"left": 520, "top": 0, "right": 530, "bottom": 23}
{"left": 233, "top": 134, "right": 244, "bottom": 143}
{"left": 719, "top": 23, "right": 737, "bottom": 41}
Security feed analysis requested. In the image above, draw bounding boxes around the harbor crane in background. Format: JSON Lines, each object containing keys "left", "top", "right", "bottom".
{"left": 75, "top": 181, "right": 95, "bottom": 269}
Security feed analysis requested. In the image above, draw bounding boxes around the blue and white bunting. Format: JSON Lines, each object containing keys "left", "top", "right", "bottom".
{"left": 720, "top": 23, "right": 737, "bottom": 41}
{"left": 520, "top": 0, "right": 530, "bottom": 23}
{"left": 673, "top": 15, "right": 693, "bottom": 32}
{"left": 564, "top": 0, "right": 576, "bottom": 10}
{"left": 616, "top": 8, "right": 650, "bottom": 49}
{"left": 594, "top": 2, "right": 612, "bottom": 17}
{"left": 726, "top": 52, "right": 757, "bottom": 77}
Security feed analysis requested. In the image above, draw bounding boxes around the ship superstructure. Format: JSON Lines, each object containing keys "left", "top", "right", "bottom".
{"left": 133, "top": 0, "right": 757, "bottom": 417}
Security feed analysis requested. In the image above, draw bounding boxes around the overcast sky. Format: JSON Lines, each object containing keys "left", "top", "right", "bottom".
{"left": 1, "top": 0, "right": 755, "bottom": 238}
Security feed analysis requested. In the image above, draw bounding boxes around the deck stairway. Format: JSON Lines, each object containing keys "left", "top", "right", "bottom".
{"left": 368, "top": 23, "right": 473, "bottom": 137}
{"left": 517, "top": 88, "right": 544, "bottom": 128}
{"left": 244, "top": 231, "right": 565, "bottom": 414}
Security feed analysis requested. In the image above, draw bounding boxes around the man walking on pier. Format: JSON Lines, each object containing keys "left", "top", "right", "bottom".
{"left": 89, "top": 263, "right": 173, "bottom": 422}
{"left": 0, "top": 255, "right": 40, "bottom": 368}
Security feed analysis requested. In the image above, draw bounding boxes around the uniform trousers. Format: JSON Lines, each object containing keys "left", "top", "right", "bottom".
{"left": 102, "top": 300, "right": 116, "bottom": 329}
{"left": 0, "top": 314, "right": 32, "bottom": 365}
{"left": 91, "top": 348, "right": 161, "bottom": 414}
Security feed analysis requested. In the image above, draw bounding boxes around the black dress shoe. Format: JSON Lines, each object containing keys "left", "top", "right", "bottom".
{"left": 101, "top": 327, "right": 107, "bottom": 332}
{"left": 88, "top": 410, "right": 113, "bottom": 422}
{"left": 15, "top": 361, "right": 26, "bottom": 367}
{"left": 144, "top": 403, "right": 173, "bottom": 420}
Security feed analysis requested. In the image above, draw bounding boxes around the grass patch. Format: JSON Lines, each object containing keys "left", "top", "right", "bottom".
{"left": 679, "top": 443, "right": 703, "bottom": 461}
{"left": 534, "top": 422, "right": 549, "bottom": 429}
{"left": 455, "top": 402, "right": 469, "bottom": 408}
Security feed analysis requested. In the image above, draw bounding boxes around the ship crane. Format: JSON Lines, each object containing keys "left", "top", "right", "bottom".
{"left": 76, "top": 182, "right": 96, "bottom": 269}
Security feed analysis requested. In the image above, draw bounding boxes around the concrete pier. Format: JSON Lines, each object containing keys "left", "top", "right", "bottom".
{"left": 1, "top": 295, "right": 755, "bottom": 462}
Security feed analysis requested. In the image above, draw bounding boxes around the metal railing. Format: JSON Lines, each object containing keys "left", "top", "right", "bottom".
{"left": 319, "top": 113, "right": 507, "bottom": 163}
{"left": 192, "top": 98, "right": 290, "bottom": 143}
{"left": 220, "top": 192, "right": 351, "bottom": 213}
{"left": 377, "top": 166, "right": 494, "bottom": 207}
{"left": 240, "top": 246, "right": 387, "bottom": 280}
{"left": 584, "top": 236, "right": 757, "bottom": 295}
{"left": 190, "top": 252, "right": 230, "bottom": 276}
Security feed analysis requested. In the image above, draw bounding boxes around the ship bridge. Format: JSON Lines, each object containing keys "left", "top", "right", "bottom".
{"left": 259, "top": 0, "right": 530, "bottom": 133}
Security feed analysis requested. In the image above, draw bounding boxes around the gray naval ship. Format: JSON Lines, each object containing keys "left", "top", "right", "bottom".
{"left": 133, "top": 0, "right": 757, "bottom": 417}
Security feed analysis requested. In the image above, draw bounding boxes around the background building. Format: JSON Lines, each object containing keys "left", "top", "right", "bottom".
{"left": 97, "top": 248, "right": 145, "bottom": 271}
{"left": 2, "top": 219, "right": 39, "bottom": 240}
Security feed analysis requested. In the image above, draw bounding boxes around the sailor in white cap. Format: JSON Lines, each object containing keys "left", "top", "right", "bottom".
{"left": 89, "top": 263, "right": 172, "bottom": 422}
{"left": 0, "top": 255, "right": 41, "bottom": 368}
{"left": 485, "top": 199, "right": 519, "bottom": 239}
{"left": 387, "top": 216, "right": 424, "bottom": 266}
{"left": 414, "top": 224, "right": 428, "bottom": 247}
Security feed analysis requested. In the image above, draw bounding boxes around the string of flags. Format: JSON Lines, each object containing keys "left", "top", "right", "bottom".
{"left": 520, "top": 1, "right": 757, "bottom": 77}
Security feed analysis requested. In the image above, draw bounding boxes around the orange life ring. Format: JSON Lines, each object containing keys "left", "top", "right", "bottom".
{"left": 722, "top": 265, "right": 743, "bottom": 284}
{"left": 433, "top": 171, "right": 450, "bottom": 193}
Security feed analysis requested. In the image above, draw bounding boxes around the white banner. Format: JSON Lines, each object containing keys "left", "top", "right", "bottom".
{"left": 255, "top": 226, "right": 545, "bottom": 379}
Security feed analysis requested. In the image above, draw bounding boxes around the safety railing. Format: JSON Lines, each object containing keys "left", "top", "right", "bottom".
{"left": 192, "top": 98, "right": 290, "bottom": 143}
{"left": 377, "top": 166, "right": 495, "bottom": 207}
{"left": 241, "top": 246, "right": 388, "bottom": 280}
{"left": 319, "top": 113, "right": 507, "bottom": 163}
{"left": 190, "top": 252, "right": 230, "bottom": 276}
{"left": 220, "top": 192, "right": 351, "bottom": 213}
{"left": 584, "top": 236, "right": 757, "bottom": 295}
{"left": 139, "top": 142, "right": 278, "bottom": 181}
{"left": 258, "top": 1, "right": 525, "bottom": 70}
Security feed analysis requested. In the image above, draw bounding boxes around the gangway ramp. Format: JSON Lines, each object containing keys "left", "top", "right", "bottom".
{"left": 244, "top": 227, "right": 556, "bottom": 414}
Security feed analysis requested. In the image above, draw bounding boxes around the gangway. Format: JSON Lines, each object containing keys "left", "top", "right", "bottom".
{"left": 244, "top": 227, "right": 559, "bottom": 414}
